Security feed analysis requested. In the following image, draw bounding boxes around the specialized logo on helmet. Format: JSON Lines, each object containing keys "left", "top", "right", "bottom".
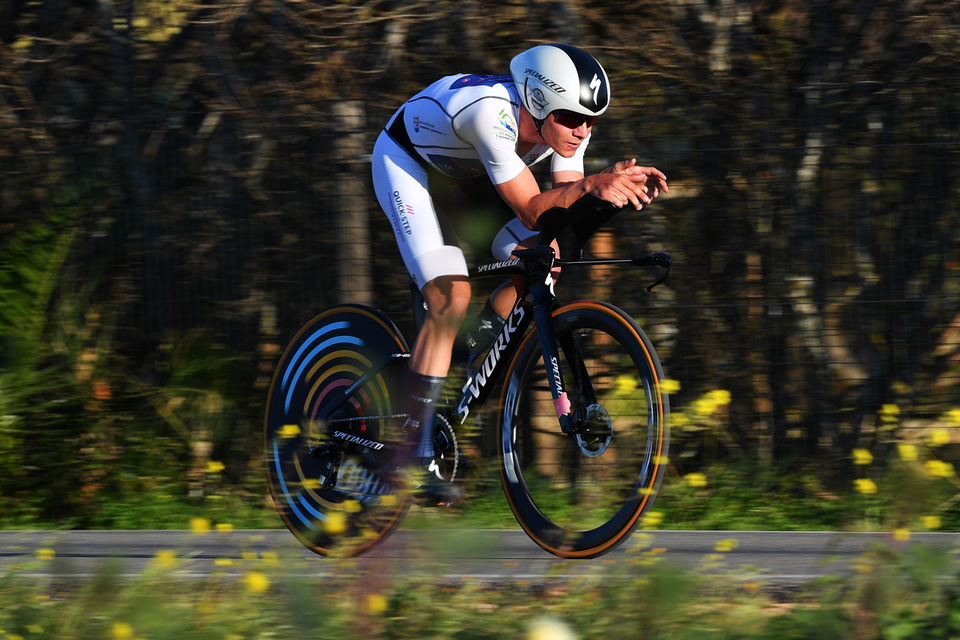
{"left": 524, "top": 68, "right": 566, "bottom": 94}
{"left": 589, "top": 73, "right": 602, "bottom": 104}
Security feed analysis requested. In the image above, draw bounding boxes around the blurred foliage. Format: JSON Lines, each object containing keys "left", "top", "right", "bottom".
{"left": 0, "top": 0, "right": 958, "bottom": 527}
{"left": 2, "top": 535, "right": 960, "bottom": 638}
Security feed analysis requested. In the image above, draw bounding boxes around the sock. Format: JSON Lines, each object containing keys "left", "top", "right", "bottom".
{"left": 400, "top": 370, "right": 446, "bottom": 460}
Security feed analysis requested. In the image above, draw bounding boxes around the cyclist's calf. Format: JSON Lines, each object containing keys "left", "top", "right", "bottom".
{"left": 411, "top": 275, "right": 472, "bottom": 377}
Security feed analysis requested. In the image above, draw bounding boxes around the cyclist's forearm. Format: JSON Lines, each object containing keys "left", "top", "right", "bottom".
{"left": 524, "top": 178, "right": 597, "bottom": 227}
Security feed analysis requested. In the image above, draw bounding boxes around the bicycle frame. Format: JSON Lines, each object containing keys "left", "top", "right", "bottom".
{"left": 455, "top": 242, "right": 671, "bottom": 434}
{"left": 315, "top": 203, "right": 671, "bottom": 446}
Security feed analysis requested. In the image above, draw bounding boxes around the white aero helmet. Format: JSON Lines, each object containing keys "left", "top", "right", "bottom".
{"left": 509, "top": 43, "right": 610, "bottom": 127}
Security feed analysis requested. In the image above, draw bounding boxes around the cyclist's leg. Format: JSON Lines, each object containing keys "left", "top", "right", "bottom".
{"left": 489, "top": 218, "right": 563, "bottom": 317}
{"left": 371, "top": 132, "right": 469, "bottom": 503}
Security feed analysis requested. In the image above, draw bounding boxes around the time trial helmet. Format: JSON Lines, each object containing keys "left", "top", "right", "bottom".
{"left": 509, "top": 44, "right": 610, "bottom": 128}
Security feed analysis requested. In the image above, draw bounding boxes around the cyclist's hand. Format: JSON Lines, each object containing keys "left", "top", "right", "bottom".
{"left": 602, "top": 158, "right": 668, "bottom": 207}
{"left": 586, "top": 160, "right": 668, "bottom": 210}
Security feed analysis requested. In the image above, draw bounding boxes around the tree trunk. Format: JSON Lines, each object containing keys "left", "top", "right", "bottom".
{"left": 333, "top": 100, "right": 372, "bottom": 306}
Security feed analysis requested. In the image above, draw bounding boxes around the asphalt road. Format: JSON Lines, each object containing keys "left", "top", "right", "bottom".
{"left": 3, "top": 529, "right": 958, "bottom": 589}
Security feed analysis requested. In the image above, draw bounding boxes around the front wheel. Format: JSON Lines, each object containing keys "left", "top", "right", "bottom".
{"left": 498, "top": 300, "right": 669, "bottom": 558}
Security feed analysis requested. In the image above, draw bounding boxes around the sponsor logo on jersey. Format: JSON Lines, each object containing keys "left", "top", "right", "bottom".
{"left": 449, "top": 74, "right": 513, "bottom": 89}
{"left": 410, "top": 113, "right": 441, "bottom": 135}
{"left": 393, "top": 190, "right": 413, "bottom": 235}
{"left": 498, "top": 108, "right": 517, "bottom": 136}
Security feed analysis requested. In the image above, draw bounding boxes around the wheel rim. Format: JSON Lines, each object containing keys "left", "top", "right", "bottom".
{"left": 499, "top": 302, "right": 668, "bottom": 558}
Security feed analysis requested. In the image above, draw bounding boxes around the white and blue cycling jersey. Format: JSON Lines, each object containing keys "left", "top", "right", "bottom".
{"left": 371, "top": 73, "right": 589, "bottom": 289}
{"left": 389, "top": 73, "right": 588, "bottom": 183}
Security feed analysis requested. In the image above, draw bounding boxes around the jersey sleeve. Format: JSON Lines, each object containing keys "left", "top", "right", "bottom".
{"left": 453, "top": 97, "right": 527, "bottom": 185}
{"left": 550, "top": 133, "right": 590, "bottom": 175}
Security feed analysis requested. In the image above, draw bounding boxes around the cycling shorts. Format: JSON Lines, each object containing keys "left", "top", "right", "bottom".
{"left": 371, "top": 131, "right": 536, "bottom": 290}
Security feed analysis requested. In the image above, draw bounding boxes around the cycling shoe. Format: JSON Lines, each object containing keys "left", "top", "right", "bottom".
{"left": 392, "top": 460, "right": 464, "bottom": 507}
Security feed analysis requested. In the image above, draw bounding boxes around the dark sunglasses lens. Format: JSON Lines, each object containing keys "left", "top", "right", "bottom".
{"left": 554, "top": 111, "right": 597, "bottom": 128}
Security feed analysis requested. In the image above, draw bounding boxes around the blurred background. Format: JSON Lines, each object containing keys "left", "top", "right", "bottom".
{"left": 1, "top": 0, "right": 958, "bottom": 532}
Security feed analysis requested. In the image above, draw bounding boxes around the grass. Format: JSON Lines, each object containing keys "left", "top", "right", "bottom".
{"left": 1, "top": 531, "right": 959, "bottom": 639}
{"left": 2, "top": 454, "right": 956, "bottom": 536}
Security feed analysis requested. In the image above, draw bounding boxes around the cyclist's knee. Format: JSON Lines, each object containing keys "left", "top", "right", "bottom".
{"left": 421, "top": 275, "right": 471, "bottom": 328}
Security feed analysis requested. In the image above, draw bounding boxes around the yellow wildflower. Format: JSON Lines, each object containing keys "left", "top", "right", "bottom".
{"left": 922, "top": 515, "right": 941, "bottom": 530}
{"left": 614, "top": 375, "right": 637, "bottom": 394}
{"left": 279, "top": 424, "right": 300, "bottom": 438}
{"left": 925, "top": 459, "right": 955, "bottom": 478}
{"left": 153, "top": 549, "right": 177, "bottom": 569}
{"left": 662, "top": 379, "right": 681, "bottom": 394}
{"left": 893, "top": 529, "right": 910, "bottom": 542}
{"left": 854, "top": 478, "right": 877, "bottom": 494}
{"left": 852, "top": 448, "right": 873, "bottom": 465}
{"left": 928, "top": 429, "right": 951, "bottom": 447}
{"left": 641, "top": 511, "right": 663, "bottom": 528}
{"left": 190, "top": 517, "right": 211, "bottom": 534}
{"left": 244, "top": 571, "right": 270, "bottom": 594}
{"left": 707, "top": 389, "right": 732, "bottom": 405}
{"left": 897, "top": 443, "right": 918, "bottom": 462}
{"left": 35, "top": 549, "right": 55, "bottom": 560}
{"left": 110, "top": 622, "right": 134, "bottom": 640}
{"left": 685, "top": 472, "right": 708, "bottom": 488}
{"left": 367, "top": 593, "right": 389, "bottom": 614}
{"left": 325, "top": 512, "right": 347, "bottom": 535}
{"left": 378, "top": 494, "right": 398, "bottom": 508}
{"left": 879, "top": 404, "right": 900, "bottom": 422}
{"left": 216, "top": 522, "right": 234, "bottom": 533}
{"left": 714, "top": 538, "right": 739, "bottom": 552}
{"left": 205, "top": 460, "right": 225, "bottom": 473}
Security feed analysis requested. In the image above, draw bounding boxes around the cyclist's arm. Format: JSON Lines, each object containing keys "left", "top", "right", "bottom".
{"left": 453, "top": 95, "right": 664, "bottom": 228}
{"left": 495, "top": 165, "right": 662, "bottom": 230}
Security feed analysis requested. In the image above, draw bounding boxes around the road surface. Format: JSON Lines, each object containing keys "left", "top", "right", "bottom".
{"left": 2, "top": 529, "right": 957, "bottom": 590}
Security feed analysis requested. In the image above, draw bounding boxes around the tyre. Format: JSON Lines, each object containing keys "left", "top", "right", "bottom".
{"left": 264, "top": 305, "right": 410, "bottom": 557}
{"left": 498, "top": 300, "right": 669, "bottom": 558}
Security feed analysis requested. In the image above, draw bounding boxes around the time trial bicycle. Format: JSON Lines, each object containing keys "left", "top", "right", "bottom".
{"left": 263, "top": 196, "right": 671, "bottom": 558}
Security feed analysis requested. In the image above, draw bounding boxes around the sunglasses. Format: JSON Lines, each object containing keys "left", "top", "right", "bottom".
{"left": 552, "top": 110, "right": 598, "bottom": 129}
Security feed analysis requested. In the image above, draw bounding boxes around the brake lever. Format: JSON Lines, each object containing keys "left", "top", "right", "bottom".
{"left": 646, "top": 262, "right": 671, "bottom": 292}
{"left": 630, "top": 252, "right": 673, "bottom": 292}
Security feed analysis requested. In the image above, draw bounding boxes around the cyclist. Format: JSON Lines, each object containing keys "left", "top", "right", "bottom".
{"left": 371, "top": 43, "right": 668, "bottom": 504}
